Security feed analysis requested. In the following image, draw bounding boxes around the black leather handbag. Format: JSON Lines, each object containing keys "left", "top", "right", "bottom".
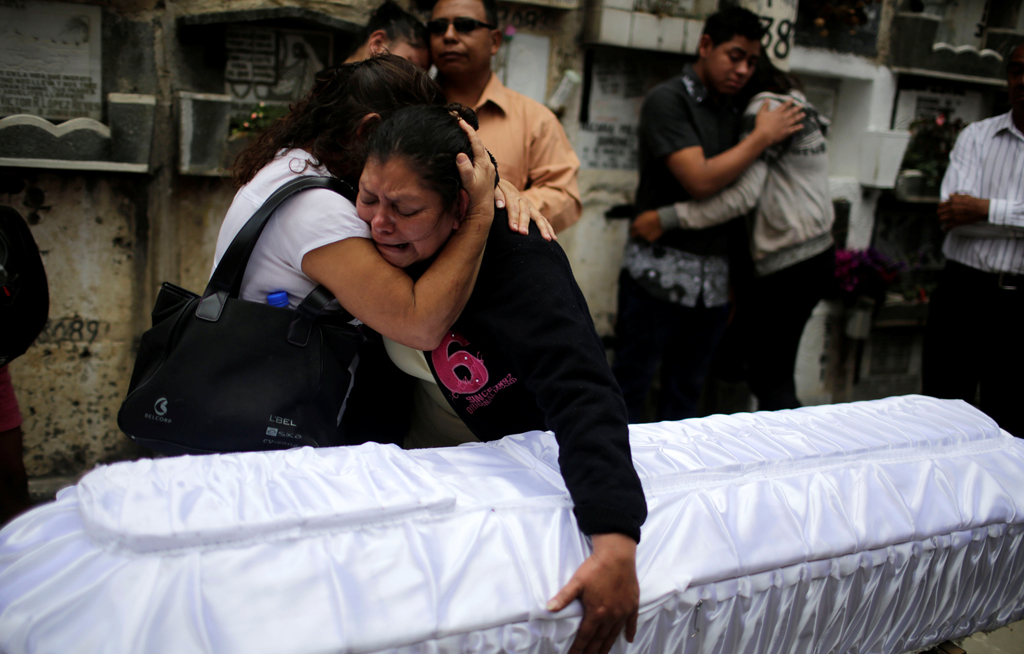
{"left": 117, "top": 176, "right": 363, "bottom": 455}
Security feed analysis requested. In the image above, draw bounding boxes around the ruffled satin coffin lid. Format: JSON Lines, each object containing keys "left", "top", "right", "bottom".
{"left": 1, "top": 395, "right": 1022, "bottom": 654}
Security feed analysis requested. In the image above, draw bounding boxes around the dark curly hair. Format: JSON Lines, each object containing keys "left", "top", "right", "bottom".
{"left": 365, "top": 104, "right": 478, "bottom": 214}
{"left": 232, "top": 54, "right": 446, "bottom": 187}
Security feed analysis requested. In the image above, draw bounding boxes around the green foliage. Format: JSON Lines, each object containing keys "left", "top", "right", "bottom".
{"left": 229, "top": 102, "right": 290, "bottom": 139}
{"left": 901, "top": 113, "right": 966, "bottom": 193}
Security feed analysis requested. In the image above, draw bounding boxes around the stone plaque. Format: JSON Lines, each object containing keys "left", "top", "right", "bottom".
{"left": 0, "top": 0, "right": 103, "bottom": 120}
{"left": 494, "top": 32, "right": 550, "bottom": 106}
{"left": 225, "top": 26, "right": 332, "bottom": 103}
{"left": 577, "top": 55, "right": 644, "bottom": 171}
{"left": 225, "top": 26, "right": 276, "bottom": 84}
{"left": 893, "top": 89, "right": 984, "bottom": 131}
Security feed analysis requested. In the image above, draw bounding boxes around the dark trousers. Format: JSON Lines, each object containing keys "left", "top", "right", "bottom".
{"left": 742, "top": 248, "right": 835, "bottom": 411}
{"left": 613, "top": 271, "right": 729, "bottom": 423}
{"left": 922, "top": 261, "right": 1024, "bottom": 437}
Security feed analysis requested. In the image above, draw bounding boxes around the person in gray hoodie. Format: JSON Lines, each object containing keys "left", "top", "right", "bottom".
{"left": 630, "top": 56, "right": 834, "bottom": 410}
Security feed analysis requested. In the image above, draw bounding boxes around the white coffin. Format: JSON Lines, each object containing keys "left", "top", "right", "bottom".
{"left": 1, "top": 395, "right": 1022, "bottom": 654}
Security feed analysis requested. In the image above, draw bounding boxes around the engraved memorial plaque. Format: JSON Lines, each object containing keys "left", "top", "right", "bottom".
{"left": 578, "top": 55, "right": 643, "bottom": 171}
{"left": 225, "top": 26, "right": 276, "bottom": 85}
{"left": 225, "top": 25, "right": 332, "bottom": 103}
{"left": 0, "top": 0, "right": 103, "bottom": 120}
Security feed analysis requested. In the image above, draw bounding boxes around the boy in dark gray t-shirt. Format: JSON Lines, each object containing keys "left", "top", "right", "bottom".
{"left": 613, "top": 6, "right": 804, "bottom": 423}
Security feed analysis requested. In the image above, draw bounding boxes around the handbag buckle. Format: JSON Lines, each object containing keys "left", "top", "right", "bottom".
{"left": 288, "top": 316, "right": 312, "bottom": 347}
{"left": 196, "top": 291, "right": 228, "bottom": 321}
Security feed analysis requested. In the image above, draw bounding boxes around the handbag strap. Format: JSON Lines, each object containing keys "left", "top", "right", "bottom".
{"left": 197, "top": 175, "right": 357, "bottom": 322}
{"left": 288, "top": 284, "right": 345, "bottom": 347}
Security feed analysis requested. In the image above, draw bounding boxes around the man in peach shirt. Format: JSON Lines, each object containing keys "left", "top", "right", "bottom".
{"left": 428, "top": 0, "right": 582, "bottom": 232}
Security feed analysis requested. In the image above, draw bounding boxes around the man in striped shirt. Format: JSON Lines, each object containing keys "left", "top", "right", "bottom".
{"left": 922, "top": 40, "right": 1024, "bottom": 437}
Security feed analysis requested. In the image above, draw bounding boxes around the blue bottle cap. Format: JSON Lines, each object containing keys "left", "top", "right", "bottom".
{"left": 267, "top": 291, "right": 289, "bottom": 308}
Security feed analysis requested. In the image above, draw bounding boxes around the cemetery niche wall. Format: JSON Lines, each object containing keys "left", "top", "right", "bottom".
{"left": 175, "top": 8, "right": 359, "bottom": 176}
{"left": 0, "top": 1, "right": 155, "bottom": 173}
{"left": 889, "top": 0, "right": 1024, "bottom": 85}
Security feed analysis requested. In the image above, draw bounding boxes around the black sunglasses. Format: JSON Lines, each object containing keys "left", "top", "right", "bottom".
{"left": 426, "top": 17, "right": 497, "bottom": 35}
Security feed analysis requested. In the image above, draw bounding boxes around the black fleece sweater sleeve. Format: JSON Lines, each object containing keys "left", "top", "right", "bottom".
{"left": 469, "top": 221, "right": 647, "bottom": 542}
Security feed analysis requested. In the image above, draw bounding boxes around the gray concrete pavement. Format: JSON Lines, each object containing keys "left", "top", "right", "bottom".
{"left": 962, "top": 620, "right": 1023, "bottom": 654}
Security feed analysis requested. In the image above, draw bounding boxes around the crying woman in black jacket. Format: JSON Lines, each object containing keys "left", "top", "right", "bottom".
{"left": 349, "top": 104, "right": 648, "bottom": 654}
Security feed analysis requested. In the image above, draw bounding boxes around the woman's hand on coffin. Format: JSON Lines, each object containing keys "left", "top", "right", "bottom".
{"left": 494, "top": 179, "right": 556, "bottom": 241}
{"left": 547, "top": 532, "right": 639, "bottom": 654}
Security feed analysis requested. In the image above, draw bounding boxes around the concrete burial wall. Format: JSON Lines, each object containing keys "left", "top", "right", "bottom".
{"left": 5, "top": 174, "right": 149, "bottom": 476}
{"left": 2, "top": 0, "right": 378, "bottom": 481}
{"left": 3, "top": 0, "right": 906, "bottom": 485}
